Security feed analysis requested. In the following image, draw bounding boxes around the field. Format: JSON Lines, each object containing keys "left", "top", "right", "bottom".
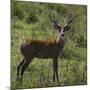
{"left": 11, "top": 1, "right": 87, "bottom": 89}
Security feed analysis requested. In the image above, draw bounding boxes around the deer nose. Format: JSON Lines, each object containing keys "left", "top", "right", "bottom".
{"left": 61, "top": 34, "right": 64, "bottom": 37}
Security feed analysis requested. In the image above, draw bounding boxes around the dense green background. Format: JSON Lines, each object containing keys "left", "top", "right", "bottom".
{"left": 11, "top": 0, "right": 87, "bottom": 89}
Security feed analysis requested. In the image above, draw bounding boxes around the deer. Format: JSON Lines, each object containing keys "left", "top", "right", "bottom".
{"left": 17, "top": 15, "right": 75, "bottom": 83}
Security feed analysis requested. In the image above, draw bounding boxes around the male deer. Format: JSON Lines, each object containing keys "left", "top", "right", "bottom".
{"left": 17, "top": 15, "right": 75, "bottom": 82}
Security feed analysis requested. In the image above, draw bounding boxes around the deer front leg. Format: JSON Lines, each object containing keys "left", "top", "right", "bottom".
{"left": 56, "top": 63, "right": 59, "bottom": 81}
{"left": 53, "top": 68, "right": 55, "bottom": 81}
{"left": 53, "top": 58, "right": 59, "bottom": 81}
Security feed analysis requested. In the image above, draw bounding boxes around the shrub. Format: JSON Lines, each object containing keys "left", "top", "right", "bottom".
{"left": 76, "top": 33, "right": 87, "bottom": 48}
{"left": 63, "top": 40, "right": 86, "bottom": 60}
{"left": 26, "top": 11, "right": 38, "bottom": 24}
{"left": 11, "top": 1, "right": 25, "bottom": 20}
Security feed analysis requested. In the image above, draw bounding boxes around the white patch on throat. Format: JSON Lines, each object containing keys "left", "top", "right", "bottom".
{"left": 56, "top": 33, "right": 65, "bottom": 42}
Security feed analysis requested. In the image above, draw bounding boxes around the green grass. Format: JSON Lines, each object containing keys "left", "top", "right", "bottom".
{"left": 11, "top": 1, "right": 87, "bottom": 89}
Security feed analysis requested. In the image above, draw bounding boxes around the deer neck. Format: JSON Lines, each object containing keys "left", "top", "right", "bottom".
{"left": 56, "top": 34, "right": 65, "bottom": 48}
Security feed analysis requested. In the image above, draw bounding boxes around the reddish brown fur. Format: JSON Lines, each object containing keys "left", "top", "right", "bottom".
{"left": 21, "top": 39, "right": 64, "bottom": 59}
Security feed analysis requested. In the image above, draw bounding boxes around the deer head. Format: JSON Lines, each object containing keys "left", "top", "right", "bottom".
{"left": 49, "top": 15, "right": 76, "bottom": 37}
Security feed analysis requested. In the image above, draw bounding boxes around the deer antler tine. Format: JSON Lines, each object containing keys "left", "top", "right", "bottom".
{"left": 63, "top": 15, "right": 77, "bottom": 28}
{"left": 68, "top": 15, "right": 77, "bottom": 24}
{"left": 49, "top": 14, "right": 62, "bottom": 30}
{"left": 63, "top": 15, "right": 77, "bottom": 32}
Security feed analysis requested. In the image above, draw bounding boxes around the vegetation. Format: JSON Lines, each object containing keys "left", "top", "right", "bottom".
{"left": 11, "top": 0, "right": 87, "bottom": 89}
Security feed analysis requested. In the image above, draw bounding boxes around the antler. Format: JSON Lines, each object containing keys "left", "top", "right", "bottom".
{"left": 63, "top": 15, "right": 77, "bottom": 31}
{"left": 63, "top": 16, "right": 73, "bottom": 28}
{"left": 48, "top": 14, "right": 61, "bottom": 30}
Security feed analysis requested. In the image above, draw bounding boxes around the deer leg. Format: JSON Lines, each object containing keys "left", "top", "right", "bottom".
{"left": 53, "top": 69, "right": 55, "bottom": 82}
{"left": 53, "top": 58, "right": 58, "bottom": 81}
{"left": 17, "top": 58, "right": 25, "bottom": 81}
{"left": 55, "top": 60, "right": 59, "bottom": 81}
{"left": 20, "top": 57, "right": 32, "bottom": 83}
{"left": 53, "top": 59, "right": 56, "bottom": 81}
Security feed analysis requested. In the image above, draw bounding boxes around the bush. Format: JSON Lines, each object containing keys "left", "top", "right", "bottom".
{"left": 11, "top": 1, "right": 25, "bottom": 19}
{"left": 63, "top": 40, "right": 86, "bottom": 60}
{"left": 76, "top": 33, "right": 87, "bottom": 48}
{"left": 26, "top": 12, "right": 38, "bottom": 24}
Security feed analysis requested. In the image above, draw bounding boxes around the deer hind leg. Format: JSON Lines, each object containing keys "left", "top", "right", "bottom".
{"left": 53, "top": 58, "right": 59, "bottom": 81}
{"left": 20, "top": 57, "right": 32, "bottom": 83}
{"left": 17, "top": 58, "right": 25, "bottom": 81}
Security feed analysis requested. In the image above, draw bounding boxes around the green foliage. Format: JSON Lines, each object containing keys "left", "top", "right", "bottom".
{"left": 11, "top": 1, "right": 25, "bottom": 19}
{"left": 63, "top": 40, "right": 86, "bottom": 60}
{"left": 11, "top": 1, "right": 87, "bottom": 89}
{"left": 26, "top": 12, "right": 38, "bottom": 24}
{"left": 76, "top": 33, "right": 87, "bottom": 48}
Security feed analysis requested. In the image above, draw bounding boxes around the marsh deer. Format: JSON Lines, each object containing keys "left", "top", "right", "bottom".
{"left": 17, "top": 15, "right": 75, "bottom": 82}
